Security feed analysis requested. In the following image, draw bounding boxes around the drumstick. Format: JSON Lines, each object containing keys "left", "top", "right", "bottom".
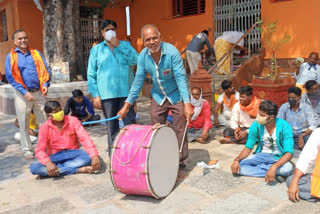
{"left": 82, "top": 115, "right": 120, "bottom": 125}
{"left": 179, "top": 121, "right": 188, "bottom": 153}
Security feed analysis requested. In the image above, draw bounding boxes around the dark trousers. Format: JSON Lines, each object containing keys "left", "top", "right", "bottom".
{"left": 73, "top": 114, "right": 101, "bottom": 122}
{"left": 223, "top": 127, "right": 248, "bottom": 144}
{"left": 101, "top": 97, "right": 136, "bottom": 154}
{"left": 150, "top": 99, "right": 188, "bottom": 167}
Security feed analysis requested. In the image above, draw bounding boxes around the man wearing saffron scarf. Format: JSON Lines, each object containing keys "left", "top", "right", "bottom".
{"left": 219, "top": 85, "right": 261, "bottom": 144}
{"left": 213, "top": 80, "right": 239, "bottom": 127}
{"left": 5, "top": 30, "right": 51, "bottom": 159}
{"left": 187, "top": 87, "right": 213, "bottom": 144}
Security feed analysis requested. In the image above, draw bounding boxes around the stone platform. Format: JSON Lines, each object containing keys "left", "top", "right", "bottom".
{"left": 0, "top": 97, "right": 319, "bottom": 214}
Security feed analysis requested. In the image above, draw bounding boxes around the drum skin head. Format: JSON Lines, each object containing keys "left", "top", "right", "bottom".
{"left": 148, "top": 127, "right": 179, "bottom": 198}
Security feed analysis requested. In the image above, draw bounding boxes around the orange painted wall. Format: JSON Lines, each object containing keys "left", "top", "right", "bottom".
{"left": 261, "top": 0, "right": 320, "bottom": 59}
{"left": 0, "top": 0, "right": 43, "bottom": 76}
{"left": 103, "top": 0, "right": 214, "bottom": 55}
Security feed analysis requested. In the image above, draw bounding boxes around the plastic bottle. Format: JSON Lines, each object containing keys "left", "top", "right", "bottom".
{"left": 101, "top": 117, "right": 107, "bottom": 126}
{"left": 119, "top": 119, "right": 125, "bottom": 128}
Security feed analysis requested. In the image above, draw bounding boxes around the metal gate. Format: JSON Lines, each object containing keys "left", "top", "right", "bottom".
{"left": 213, "top": 0, "right": 261, "bottom": 54}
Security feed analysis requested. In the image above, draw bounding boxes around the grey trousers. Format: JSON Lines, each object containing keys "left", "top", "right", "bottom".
{"left": 14, "top": 89, "right": 47, "bottom": 153}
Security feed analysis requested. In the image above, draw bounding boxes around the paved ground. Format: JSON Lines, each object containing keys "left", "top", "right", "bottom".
{"left": 0, "top": 97, "right": 319, "bottom": 214}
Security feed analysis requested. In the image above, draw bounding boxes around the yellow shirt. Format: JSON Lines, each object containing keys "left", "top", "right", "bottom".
{"left": 29, "top": 113, "right": 38, "bottom": 130}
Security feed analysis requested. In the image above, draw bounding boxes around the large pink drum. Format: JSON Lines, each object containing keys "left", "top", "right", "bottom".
{"left": 110, "top": 124, "right": 179, "bottom": 198}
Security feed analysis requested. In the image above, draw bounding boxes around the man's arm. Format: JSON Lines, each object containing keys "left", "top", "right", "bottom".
{"left": 115, "top": 41, "right": 139, "bottom": 66}
{"left": 265, "top": 152, "right": 292, "bottom": 183}
{"left": 231, "top": 147, "right": 252, "bottom": 174}
{"left": 204, "top": 36, "right": 214, "bottom": 56}
{"left": 288, "top": 168, "right": 304, "bottom": 202}
{"left": 87, "top": 47, "right": 99, "bottom": 99}
{"left": 213, "top": 102, "right": 222, "bottom": 127}
{"left": 230, "top": 102, "right": 240, "bottom": 129}
{"left": 37, "top": 50, "right": 51, "bottom": 87}
{"left": 5, "top": 54, "right": 28, "bottom": 95}
{"left": 63, "top": 98, "right": 72, "bottom": 115}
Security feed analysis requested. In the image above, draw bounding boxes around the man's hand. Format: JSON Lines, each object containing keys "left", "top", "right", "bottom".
{"left": 42, "top": 86, "right": 48, "bottom": 96}
{"left": 91, "top": 156, "right": 101, "bottom": 171}
{"left": 184, "top": 103, "right": 194, "bottom": 122}
{"left": 109, "top": 37, "right": 120, "bottom": 47}
{"left": 45, "top": 161, "right": 59, "bottom": 177}
{"left": 214, "top": 119, "right": 220, "bottom": 128}
{"left": 117, "top": 102, "right": 131, "bottom": 120}
{"left": 237, "top": 131, "right": 248, "bottom": 140}
{"left": 234, "top": 127, "right": 241, "bottom": 140}
{"left": 24, "top": 92, "right": 35, "bottom": 101}
{"left": 298, "top": 135, "right": 305, "bottom": 149}
{"left": 265, "top": 164, "right": 277, "bottom": 183}
{"left": 288, "top": 182, "right": 300, "bottom": 202}
{"left": 93, "top": 97, "right": 102, "bottom": 109}
{"left": 202, "top": 130, "right": 209, "bottom": 141}
{"left": 231, "top": 160, "right": 240, "bottom": 174}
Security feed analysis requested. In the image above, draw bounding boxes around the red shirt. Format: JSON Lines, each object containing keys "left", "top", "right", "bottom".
{"left": 188, "top": 100, "right": 213, "bottom": 131}
{"left": 35, "top": 115, "right": 99, "bottom": 165}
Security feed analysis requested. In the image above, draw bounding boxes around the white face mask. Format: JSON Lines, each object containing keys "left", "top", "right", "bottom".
{"left": 256, "top": 113, "right": 271, "bottom": 125}
{"left": 105, "top": 30, "right": 116, "bottom": 41}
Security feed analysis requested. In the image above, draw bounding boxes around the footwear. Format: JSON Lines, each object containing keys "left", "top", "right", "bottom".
{"left": 275, "top": 176, "right": 287, "bottom": 183}
{"left": 177, "top": 169, "right": 186, "bottom": 181}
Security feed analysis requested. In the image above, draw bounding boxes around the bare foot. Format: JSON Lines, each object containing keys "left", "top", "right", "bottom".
{"left": 77, "top": 166, "right": 93, "bottom": 174}
{"left": 219, "top": 137, "right": 232, "bottom": 144}
{"left": 208, "top": 160, "right": 219, "bottom": 166}
{"left": 195, "top": 137, "right": 206, "bottom": 144}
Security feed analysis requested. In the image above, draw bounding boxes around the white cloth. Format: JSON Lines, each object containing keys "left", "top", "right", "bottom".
{"left": 261, "top": 127, "right": 281, "bottom": 155}
{"left": 217, "top": 31, "right": 244, "bottom": 54}
{"left": 190, "top": 89, "right": 204, "bottom": 121}
{"left": 295, "top": 62, "right": 320, "bottom": 85}
{"left": 230, "top": 102, "right": 256, "bottom": 130}
{"left": 186, "top": 50, "right": 201, "bottom": 74}
{"left": 105, "top": 30, "right": 116, "bottom": 41}
{"left": 296, "top": 128, "right": 320, "bottom": 174}
{"left": 14, "top": 90, "right": 47, "bottom": 152}
{"left": 217, "top": 91, "right": 240, "bottom": 113}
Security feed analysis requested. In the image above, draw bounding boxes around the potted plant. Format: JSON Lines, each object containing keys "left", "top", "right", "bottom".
{"left": 248, "top": 19, "right": 295, "bottom": 107}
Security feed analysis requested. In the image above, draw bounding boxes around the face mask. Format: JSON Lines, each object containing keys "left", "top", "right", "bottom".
{"left": 288, "top": 98, "right": 297, "bottom": 107}
{"left": 50, "top": 110, "right": 64, "bottom": 121}
{"left": 256, "top": 113, "right": 270, "bottom": 125}
{"left": 105, "top": 30, "right": 116, "bottom": 41}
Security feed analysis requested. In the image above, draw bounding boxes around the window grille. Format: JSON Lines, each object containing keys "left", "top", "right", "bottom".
{"left": 173, "top": 0, "right": 205, "bottom": 17}
{"left": 0, "top": 10, "right": 8, "bottom": 42}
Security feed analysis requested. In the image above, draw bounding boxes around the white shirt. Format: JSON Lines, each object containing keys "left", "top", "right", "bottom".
{"left": 230, "top": 102, "right": 256, "bottom": 130}
{"left": 261, "top": 127, "right": 281, "bottom": 155}
{"left": 217, "top": 91, "right": 240, "bottom": 113}
{"left": 295, "top": 62, "right": 320, "bottom": 85}
{"left": 296, "top": 128, "right": 320, "bottom": 174}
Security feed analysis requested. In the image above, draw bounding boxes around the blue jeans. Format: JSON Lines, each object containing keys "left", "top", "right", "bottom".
{"left": 29, "top": 149, "right": 92, "bottom": 176}
{"left": 239, "top": 153, "right": 293, "bottom": 177}
{"left": 101, "top": 97, "right": 136, "bottom": 154}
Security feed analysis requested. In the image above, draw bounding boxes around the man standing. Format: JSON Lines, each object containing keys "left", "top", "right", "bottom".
{"left": 5, "top": 29, "right": 51, "bottom": 159}
{"left": 184, "top": 30, "right": 214, "bottom": 74}
{"left": 213, "top": 80, "right": 239, "bottom": 127}
{"left": 87, "top": 19, "right": 138, "bottom": 154}
{"left": 219, "top": 85, "right": 260, "bottom": 144}
{"left": 277, "top": 87, "right": 317, "bottom": 150}
{"left": 118, "top": 24, "right": 193, "bottom": 180}
{"left": 295, "top": 52, "right": 320, "bottom": 94}
{"left": 231, "top": 100, "right": 294, "bottom": 183}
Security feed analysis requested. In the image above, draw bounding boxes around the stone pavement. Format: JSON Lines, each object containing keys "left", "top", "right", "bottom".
{"left": 0, "top": 97, "right": 319, "bottom": 214}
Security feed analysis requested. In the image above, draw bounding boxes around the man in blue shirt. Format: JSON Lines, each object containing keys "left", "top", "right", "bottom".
{"left": 118, "top": 24, "right": 194, "bottom": 180}
{"left": 277, "top": 87, "right": 317, "bottom": 150}
{"left": 64, "top": 89, "right": 100, "bottom": 123}
{"left": 231, "top": 100, "right": 294, "bottom": 183}
{"left": 5, "top": 29, "right": 51, "bottom": 159}
{"left": 87, "top": 20, "right": 138, "bottom": 154}
{"left": 184, "top": 30, "right": 214, "bottom": 74}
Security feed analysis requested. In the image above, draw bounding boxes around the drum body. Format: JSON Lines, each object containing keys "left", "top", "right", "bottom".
{"left": 110, "top": 124, "right": 179, "bottom": 198}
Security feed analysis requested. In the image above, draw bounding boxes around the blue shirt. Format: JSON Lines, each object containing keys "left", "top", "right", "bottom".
{"left": 245, "top": 118, "right": 294, "bottom": 159}
{"left": 277, "top": 102, "right": 317, "bottom": 136}
{"left": 64, "top": 96, "right": 95, "bottom": 117}
{"left": 126, "top": 42, "right": 190, "bottom": 105}
{"left": 5, "top": 47, "right": 51, "bottom": 95}
{"left": 301, "top": 93, "right": 320, "bottom": 127}
{"left": 87, "top": 41, "right": 138, "bottom": 100}
{"left": 186, "top": 33, "right": 214, "bottom": 55}
{"left": 295, "top": 62, "right": 320, "bottom": 84}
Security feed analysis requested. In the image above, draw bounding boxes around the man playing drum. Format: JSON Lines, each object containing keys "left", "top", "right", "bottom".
{"left": 118, "top": 24, "right": 193, "bottom": 180}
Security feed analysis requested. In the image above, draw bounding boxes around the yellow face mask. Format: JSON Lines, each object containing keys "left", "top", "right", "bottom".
{"left": 50, "top": 110, "right": 65, "bottom": 121}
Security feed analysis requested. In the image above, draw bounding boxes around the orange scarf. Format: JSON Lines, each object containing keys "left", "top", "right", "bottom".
{"left": 10, "top": 48, "right": 50, "bottom": 93}
{"left": 223, "top": 93, "right": 237, "bottom": 111}
{"left": 240, "top": 96, "right": 261, "bottom": 118}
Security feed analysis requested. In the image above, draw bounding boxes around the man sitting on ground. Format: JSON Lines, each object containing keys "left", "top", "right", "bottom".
{"left": 64, "top": 89, "right": 100, "bottom": 123}
{"left": 30, "top": 101, "right": 101, "bottom": 177}
{"left": 213, "top": 80, "right": 239, "bottom": 127}
{"left": 231, "top": 100, "right": 294, "bottom": 183}
{"left": 187, "top": 87, "right": 213, "bottom": 144}
{"left": 287, "top": 128, "right": 320, "bottom": 202}
{"left": 219, "top": 85, "right": 261, "bottom": 144}
{"left": 301, "top": 80, "right": 320, "bottom": 127}
{"left": 14, "top": 110, "right": 38, "bottom": 144}
{"left": 277, "top": 87, "right": 317, "bottom": 150}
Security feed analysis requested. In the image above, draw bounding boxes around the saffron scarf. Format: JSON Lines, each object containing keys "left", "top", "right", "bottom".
{"left": 223, "top": 93, "right": 237, "bottom": 111}
{"left": 239, "top": 96, "right": 261, "bottom": 118}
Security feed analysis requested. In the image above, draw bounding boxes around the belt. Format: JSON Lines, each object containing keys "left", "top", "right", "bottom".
{"left": 29, "top": 88, "right": 40, "bottom": 92}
